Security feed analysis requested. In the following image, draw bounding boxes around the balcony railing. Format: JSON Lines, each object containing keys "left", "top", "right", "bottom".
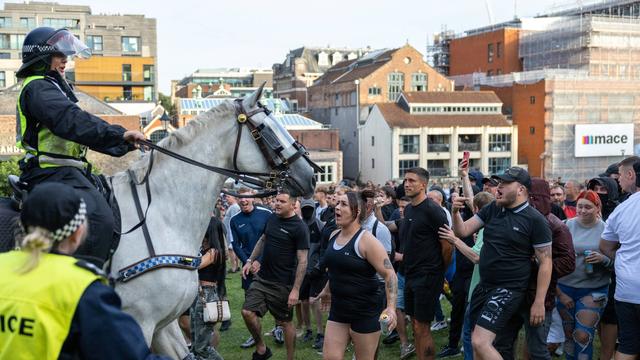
{"left": 427, "top": 144, "right": 450, "bottom": 152}
{"left": 458, "top": 142, "right": 481, "bottom": 151}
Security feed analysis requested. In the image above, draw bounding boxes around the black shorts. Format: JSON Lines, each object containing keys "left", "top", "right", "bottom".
{"left": 404, "top": 273, "right": 444, "bottom": 323}
{"left": 469, "top": 285, "right": 526, "bottom": 334}
{"left": 328, "top": 311, "right": 380, "bottom": 334}
{"left": 616, "top": 300, "right": 640, "bottom": 355}
{"left": 300, "top": 275, "right": 311, "bottom": 301}
{"left": 243, "top": 277, "right": 293, "bottom": 322}
{"left": 299, "top": 273, "right": 328, "bottom": 301}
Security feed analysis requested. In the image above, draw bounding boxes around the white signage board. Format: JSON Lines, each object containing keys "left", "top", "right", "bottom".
{"left": 574, "top": 123, "right": 634, "bottom": 158}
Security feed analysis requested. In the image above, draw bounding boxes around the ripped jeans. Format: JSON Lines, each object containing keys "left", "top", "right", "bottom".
{"left": 556, "top": 284, "right": 609, "bottom": 360}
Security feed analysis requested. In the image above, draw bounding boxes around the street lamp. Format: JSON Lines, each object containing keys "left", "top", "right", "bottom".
{"left": 160, "top": 111, "right": 171, "bottom": 131}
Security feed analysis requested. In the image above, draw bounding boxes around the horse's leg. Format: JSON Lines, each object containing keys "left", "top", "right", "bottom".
{"left": 152, "top": 319, "right": 191, "bottom": 360}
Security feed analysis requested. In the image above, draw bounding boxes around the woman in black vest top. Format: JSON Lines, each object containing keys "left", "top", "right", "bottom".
{"left": 314, "top": 191, "right": 397, "bottom": 360}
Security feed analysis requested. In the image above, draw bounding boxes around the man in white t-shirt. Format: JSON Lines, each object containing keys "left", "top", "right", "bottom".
{"left": 600, "top": 156, "right": 640, "bottom": 360}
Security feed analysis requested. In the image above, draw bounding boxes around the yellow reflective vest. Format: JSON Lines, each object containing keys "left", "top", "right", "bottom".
{"left": 16, "top": 75, "right": 88, "bottom": 169}
{"left": 0, "top": 251, "right": 103, "bottom": 359}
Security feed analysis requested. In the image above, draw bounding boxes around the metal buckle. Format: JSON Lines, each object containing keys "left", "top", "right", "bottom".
{"left": 251, "top": 129, "right": 262, "bottom": 140}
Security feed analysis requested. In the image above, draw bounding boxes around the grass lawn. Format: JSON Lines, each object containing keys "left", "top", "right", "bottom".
{"left": 214, "top": 271, "right": 461, "bottom": 360}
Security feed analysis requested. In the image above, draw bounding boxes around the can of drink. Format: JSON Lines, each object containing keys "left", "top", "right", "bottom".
{"left": 584, "top": 250, "right": 594, "bottom": 274}
{"left": 379, "top": 313, "right": 390, "bottom": 336}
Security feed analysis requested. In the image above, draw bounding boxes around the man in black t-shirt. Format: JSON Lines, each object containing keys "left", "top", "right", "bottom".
{"left": 396, "top": 167, "right": 451, "bottom": 360}
{"left": 241, "top": 190, "right": 310, "bottom": 360}
{"left": 450, "top": 167, "right": 553, "bottom": 360}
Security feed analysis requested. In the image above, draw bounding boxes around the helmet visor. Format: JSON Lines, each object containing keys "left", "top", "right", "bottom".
{"left": 46, "top": 30, "right": 91, "bottom": 59}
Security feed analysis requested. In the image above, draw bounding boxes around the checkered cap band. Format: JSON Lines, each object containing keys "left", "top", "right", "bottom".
{"left": 51, "top": 199, "right": 87, "bottom": 242}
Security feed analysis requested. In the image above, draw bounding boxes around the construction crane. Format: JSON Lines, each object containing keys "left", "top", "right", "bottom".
{"left": 485, "top": 0, "right": 495, "bottom": 24}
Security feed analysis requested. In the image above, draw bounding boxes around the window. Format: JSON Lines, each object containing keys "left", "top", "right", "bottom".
{"left": 411, "top": 73, "right": 427, "bottom": 91}
{"left": 20, "top": 17, "right": 35, "bottom": 29}
{"left": 371, "top": 136, "right": 375, "bottom": 146}
{"left": 489, "top": 134, "right": 511, "bottom": 152}
{"left": 143, "top": 64, "right": 154, "bottom": 82}
{"left": 497, "top": 41, "right": 503, "bottom": 58}
{"left": 458, "top": 134, "right": 481, "bottom": 151}
{"left": 371, "top": 158, "right": 375, "bottom": 169}
{"left": 399, "top": 135, "right": 419, "bottom": 154}
{"left": 150, "top": 130, "right": 169, "bottom": 144}
{"left": 0, "top": 71, "right": 5, "bottom": 88}
{"left": 42, "top": 18, "right": 79, "bottom": 29}
{"left": 388, "top": 72, "right": 404, "bottom": 101}
{"left": 121, "top": 36, "right": 140, "bottom": 53}
{"left": 143, "top": 86, "right": 154, "bottom": 101}
{"left": 122, "top": 64, "right": 132, "bottom": 82}
{"left": 318, "top": 52, "right": 329, "bottom": 67}
{"left": 427, "top": 160, "right": 449, "bottom": 177}
{"left": 86, "top": 35, "right": 102, "bottom": 51}
{"left": 399, "top": 160, "right": 419, "bottom": 177}
{"left": 123, "top": 86, "right": 133, "bottom": 100}
{"left": 368, "top": 87, "right": 381, "bottom": 96}
{"left": 489, "top": 157, "right": 511, "bottom": 174}
{"left": 0, "top": 34, "right": 25, "bottom": 50}
{"left": 0, "top": 18, "right": 12, "bottom": 28}
{"left": 487, "top": 70, "right": 493, "bottom": 77}
{"left": 530, "top": 126, "right": 535, "bottom": 134}
{"left": 427, "top": 135, "right": 450, "bottom": 152}
{"left": 530, "top": 96, "right": 536, "bottom": 104}
{"left": 314, "top": 162, "right": 335, "bottom": 184}
{"left": 0, "top": 53, "right": 9, "bottom": 59}
{"left": 487, "top": 43, "right": 494, "bottom": 63}
{"left": 496, "top": 69, "right": 502, "bottom": 75}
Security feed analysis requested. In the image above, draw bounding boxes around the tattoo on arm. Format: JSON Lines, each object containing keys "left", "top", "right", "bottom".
{"left": 385, "top": 275, "right": 397, "bottom": 308}
{"left": 292, "top": 250, "right": 308, "bottom": 291}
{"left": 383, "top": 258, "right": 392, "bottom": 269}
{"left": 534, "top": 245, "right": 552, "bottom": 262}
{"left": 248, "top": 235, "right": 265, "bottom": 262}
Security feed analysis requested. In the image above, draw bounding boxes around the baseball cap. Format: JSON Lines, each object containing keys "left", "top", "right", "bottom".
{"left": 482, "top": 177, "right": 498, "bottom": 187}
{"left": 491, "top": 166, "right": 532, "bottom": 190}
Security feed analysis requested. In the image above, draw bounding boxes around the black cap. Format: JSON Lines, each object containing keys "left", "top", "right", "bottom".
{"left": 587, "top": 177, "right": 605, "bottom": 190}
{"left": 491, "top": 166, "right": 532, "bottom": 190}
{"left": 482, "top": 177, "right": 498, "bottom": 187}
{"left": 21, "top": 183, "right": 87, "bottom": 242}
{"left": 605, "top": 163, "right": 620, "bottom": 176}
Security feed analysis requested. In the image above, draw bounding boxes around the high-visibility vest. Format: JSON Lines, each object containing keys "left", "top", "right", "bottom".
{"left": 16, "top": 75, "right": 88, "bottom": 169}
{"left": 0, "top": 251, "right": 103, "bottom": 359}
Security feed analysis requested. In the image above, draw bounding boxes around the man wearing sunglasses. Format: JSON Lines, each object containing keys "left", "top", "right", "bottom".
{"left": 449, "top": 167, "right": 553, "bottom": 359}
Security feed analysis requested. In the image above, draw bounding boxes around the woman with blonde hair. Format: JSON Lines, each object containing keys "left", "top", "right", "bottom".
{"left": 0, "top": 183, "right": 165, "bottom": 360}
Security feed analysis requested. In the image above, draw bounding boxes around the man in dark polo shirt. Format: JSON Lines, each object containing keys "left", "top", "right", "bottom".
{"left": 399, "top": 167, "right": 451, "bottom": 360}
{"left": 241, "top": 190, "right": 310, "bottom": 360}
{"left": 450, "top": 167, "right": 553, "bottom": 360}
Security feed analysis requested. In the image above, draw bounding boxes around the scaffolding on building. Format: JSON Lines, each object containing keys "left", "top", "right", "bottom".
{"left": 540, "top": 0, "right": 640, "bottom": 18}
{"left": 426, "top": 26, "right": 456, "bottom": 76}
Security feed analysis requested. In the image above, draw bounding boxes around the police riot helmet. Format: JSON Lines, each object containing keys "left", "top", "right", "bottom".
{"left": 16, "top": 27, "right": 91, "bottom": 78}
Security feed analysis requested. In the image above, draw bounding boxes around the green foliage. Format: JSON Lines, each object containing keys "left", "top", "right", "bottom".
{"left": 0, "top": 158, "right": 20, "bottom": 197}
{"left": 158, "top": 92, "right": 177, "bottom": 117}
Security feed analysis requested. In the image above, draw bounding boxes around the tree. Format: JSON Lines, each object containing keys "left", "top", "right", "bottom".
{"left": 0, "top": 158, "right": 21, "bottom": 197}
{"left": 158, "top": 92, "right": 177, "bottom": 117}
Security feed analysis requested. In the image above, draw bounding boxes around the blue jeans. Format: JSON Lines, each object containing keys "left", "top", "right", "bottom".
{"left": 462, "top": 303, "right": 473, "bottom": 360}
{"left": 556, "top": 284, "right": 608, "bottom": 360}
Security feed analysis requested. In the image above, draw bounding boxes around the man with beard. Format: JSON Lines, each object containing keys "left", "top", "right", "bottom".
{"left": 451, "top": 167, "right": 553, "bottom": 360}
{"left": 550, "top": 185, "right": 574, "bottom": 220}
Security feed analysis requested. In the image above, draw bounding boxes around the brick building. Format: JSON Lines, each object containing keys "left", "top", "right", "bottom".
{"left": 308, "top": 44, "right": 454, "bottom": 179}
{"left": 360, "top": 91, "right": 517, "bottom": 183}
{"left": 272, "top": 46, "right": 368, "bottom": 112}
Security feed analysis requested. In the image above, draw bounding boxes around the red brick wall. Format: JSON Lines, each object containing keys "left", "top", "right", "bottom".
{"left": 450, "top": 28, "right": 522, "bottom": 76}
{"left": 290, "top": 129, "right": 340, "bottom": 151}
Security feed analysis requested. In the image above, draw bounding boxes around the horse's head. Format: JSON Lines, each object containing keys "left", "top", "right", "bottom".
{"left": 231, "top": 84, "right": 318, "bottom": 198}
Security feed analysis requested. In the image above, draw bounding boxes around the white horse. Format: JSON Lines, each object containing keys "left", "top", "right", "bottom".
{"left": 109, "top": 86, "right": 316, "bottom": 359}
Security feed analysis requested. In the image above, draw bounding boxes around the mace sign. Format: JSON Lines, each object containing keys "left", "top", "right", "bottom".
{"left": 575, "top": 123, "right": 634, "bottom": 158}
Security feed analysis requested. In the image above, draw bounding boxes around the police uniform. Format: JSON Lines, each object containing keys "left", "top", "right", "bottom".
{"left": 0, "top": 183, "right": 166, "bottom": 360}
{"left": 16, "top": 30, "right": 136, "bottom": 267}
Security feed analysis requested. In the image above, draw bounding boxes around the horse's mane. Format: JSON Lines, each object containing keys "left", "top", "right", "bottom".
{"left": 112, "top": 101, "right": 235, "bottom": 184}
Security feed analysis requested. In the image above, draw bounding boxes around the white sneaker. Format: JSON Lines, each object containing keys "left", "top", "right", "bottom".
{"left": 430, "top": 320, "right": 448, "bottom": 331}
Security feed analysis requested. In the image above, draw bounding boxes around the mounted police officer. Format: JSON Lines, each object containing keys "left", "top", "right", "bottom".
{"left": 0, "top": 183, "right": 167, "bottom": 359}
{"left": 15, "top": 27, "right": 145, "bottom": 267}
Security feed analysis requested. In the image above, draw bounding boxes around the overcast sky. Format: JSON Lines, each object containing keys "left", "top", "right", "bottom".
{"left": 49, "top": 0, "right": 574, "bottom": 93}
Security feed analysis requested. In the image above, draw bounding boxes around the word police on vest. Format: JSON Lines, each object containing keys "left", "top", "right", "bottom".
{"left": 0, "top": 314, "right": 35, "bottom": 337}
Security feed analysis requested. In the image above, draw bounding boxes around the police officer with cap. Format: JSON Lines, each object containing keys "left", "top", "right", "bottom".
{"left": 15, "top": 27, "right": 145, "bottom": 267}
{"left": 0, "top": 183, "right": 167, "bottom": 359}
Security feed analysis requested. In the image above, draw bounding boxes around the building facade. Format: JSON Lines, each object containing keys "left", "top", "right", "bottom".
{"left": 360, "top": 91, "right": 517, "bottom": 184}
{"left": 0, "top": 2, "right": 157, "bottom": 101}
{"left": 272, "top": 46, "right": 368, "bottom": 112}
{"left": 172, "top": 68, "right": 273, "bottom": 101}
{"left": 307, "top": 44, "right": 454, "bottom": 179}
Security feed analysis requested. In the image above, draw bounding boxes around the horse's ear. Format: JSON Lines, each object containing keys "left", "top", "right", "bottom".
{"left": 243, "top": 82, "right": 266, "bottom": 109}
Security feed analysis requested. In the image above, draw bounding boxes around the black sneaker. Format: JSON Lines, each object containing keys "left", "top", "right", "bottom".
{"left": 220, "top": 320, "right": 231, "bottom": 332}
{"left": 252, "top": 346, "right": 273, "bottom": 360}
{"left": 436, "top": 346, "right": 461, "bottom": 358}
{"left": 303, "top": 329, "right": 313, "bottom": 342}
{"left": 312, "top": 333, "right": 324, "bottom": 349}
{"left": 382, "top": 330, "right": 399, "bottom": 345}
